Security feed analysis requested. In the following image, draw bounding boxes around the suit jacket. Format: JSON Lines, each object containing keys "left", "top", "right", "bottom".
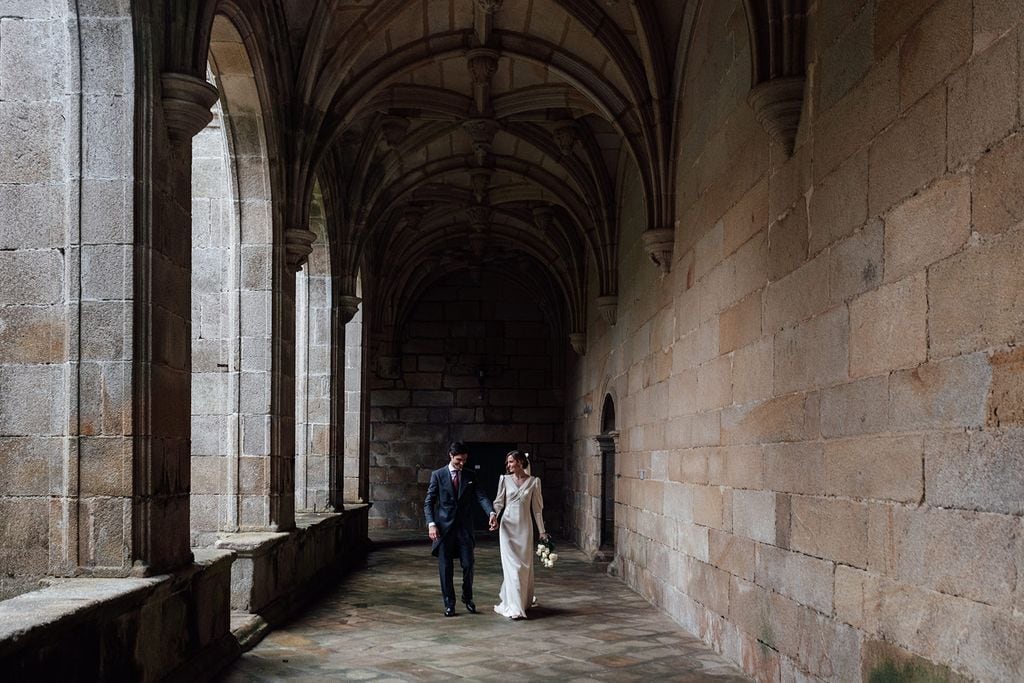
{"left": 424, "top": 465, "right": 495, "bottom": 557}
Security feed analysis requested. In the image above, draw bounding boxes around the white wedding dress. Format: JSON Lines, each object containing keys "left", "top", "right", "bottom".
{"left": 492, "top": 474, "right": 546, "bottom": 619}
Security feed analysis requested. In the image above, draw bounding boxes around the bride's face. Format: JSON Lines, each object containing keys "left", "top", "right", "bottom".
{"left": 506, "top": 456, "right": 524, "bottom": 475}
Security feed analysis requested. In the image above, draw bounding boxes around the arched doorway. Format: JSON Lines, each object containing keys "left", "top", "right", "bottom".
{"left": 595, "top": 393, "right": 618, "bottom": 557}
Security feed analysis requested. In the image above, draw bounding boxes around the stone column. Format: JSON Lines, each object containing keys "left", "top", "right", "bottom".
{"left": 329, "top": 295, "right": 361, "bottom": 510}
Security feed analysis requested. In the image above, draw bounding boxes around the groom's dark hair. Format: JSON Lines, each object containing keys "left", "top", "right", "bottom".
{"left": 448, "top": 441, "right": 468, "bottom": 456}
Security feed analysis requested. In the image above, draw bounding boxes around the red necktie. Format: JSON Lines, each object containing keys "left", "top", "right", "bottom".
{"left": 452, "top": 470, "right": 460, "bottom": 491}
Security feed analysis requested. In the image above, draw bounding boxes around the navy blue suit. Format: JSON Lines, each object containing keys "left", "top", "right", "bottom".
{"left": 424, "top": 465, "right": 494, "bottom": 609}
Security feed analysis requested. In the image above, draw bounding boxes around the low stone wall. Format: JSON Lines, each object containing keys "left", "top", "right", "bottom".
{"left": 0, "top": 550, "right": 236, "bottom": 682}
{"left": 0, "top": 505, "right": 371, "bottom": 679}
{"left": 216, "top": 505, "right": 371, "bottom": 626}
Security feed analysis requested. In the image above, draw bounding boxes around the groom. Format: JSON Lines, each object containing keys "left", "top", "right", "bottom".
{"left": 424, "top": 441, "right": 497, "bottom": 617}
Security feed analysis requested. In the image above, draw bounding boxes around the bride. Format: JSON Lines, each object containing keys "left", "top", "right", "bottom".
{"left": 491, "top": 450, "right": 550, "bottom": 619}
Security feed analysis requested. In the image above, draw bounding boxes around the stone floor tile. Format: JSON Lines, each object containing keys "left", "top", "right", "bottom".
{"left": 218, "top": 532, "right": 750, "bottom": 681}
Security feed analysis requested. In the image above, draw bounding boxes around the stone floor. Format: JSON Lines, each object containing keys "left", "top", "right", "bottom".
{"left": 218, "top": 532, "right": 751, "bottom": 681}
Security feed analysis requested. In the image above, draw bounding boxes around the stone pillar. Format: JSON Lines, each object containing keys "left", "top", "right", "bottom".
{"left": 330, "top": 295, "right": 361, "bottom": 510}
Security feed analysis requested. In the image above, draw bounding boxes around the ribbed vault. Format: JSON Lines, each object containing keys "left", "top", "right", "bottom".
{"left": 172, "top": 0, "right": 807, "bottom": 353}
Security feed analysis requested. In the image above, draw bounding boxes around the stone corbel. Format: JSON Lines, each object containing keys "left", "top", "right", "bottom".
{"left": 569, "top": 332, "right": 586, "bottom": 356}
{"left": 641, "top": 228, "right": 674, "bottom": 274}
{"left": 744, "top": 0, "right": 808, "bottom": 156}
{"left": 161, "top": 72, "right": 219, "bottom": 142}
{"left": 284, "top": 227, "right": 317, "bottom": 272}
{"left": 748, "top": 77, "right": 805, "bottom": 156}
{"left": 596, "top": 295, "right": 618, "bottom": 326}
{"left": 337, "top": 295, "right": 362, "bottom": 324}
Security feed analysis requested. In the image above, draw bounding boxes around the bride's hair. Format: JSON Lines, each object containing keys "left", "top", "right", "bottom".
{"left": 506, "top": 450, "right": 530, "bottom": 473}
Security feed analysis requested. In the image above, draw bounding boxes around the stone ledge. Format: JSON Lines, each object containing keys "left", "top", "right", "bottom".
{"left": 0, "top": 550, "right": 235, "bottom": 681}
{"left": 215, "top": 505, "right": 370, "bottom": 622}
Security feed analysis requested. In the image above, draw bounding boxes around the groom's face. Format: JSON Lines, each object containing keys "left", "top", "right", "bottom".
{"left": 450, "top": 453, "right": 468, "bottom": 470}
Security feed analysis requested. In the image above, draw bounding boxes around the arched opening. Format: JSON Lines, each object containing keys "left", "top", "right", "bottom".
{"left": 596, "top": 393, "right": 617, "bottom": 554}
{"left": 190, "top": 14, "right": 275, "bottom": 545}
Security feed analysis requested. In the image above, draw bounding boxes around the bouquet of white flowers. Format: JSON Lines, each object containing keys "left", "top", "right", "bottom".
{"left": 535, "top": 537, "right": 558, "bottom": 568}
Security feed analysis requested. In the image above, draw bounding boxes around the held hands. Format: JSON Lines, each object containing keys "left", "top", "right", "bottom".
{"left": 488, "top": 512, "right": 498, "bottom": 531}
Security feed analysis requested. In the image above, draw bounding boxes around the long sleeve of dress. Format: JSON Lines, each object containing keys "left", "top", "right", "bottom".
{"left": 531, "top": 477, "right": 546, "bottom": 535}
{"left": 493, "top": 475, "right": 507, "bottom": 517}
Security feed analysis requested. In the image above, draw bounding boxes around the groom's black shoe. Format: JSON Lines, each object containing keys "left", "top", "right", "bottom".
{"left": 444, "top": 606, "right": 456, "bottom": 617}
{"left": 463, "top": 599, "right": 477, "bottom": 614}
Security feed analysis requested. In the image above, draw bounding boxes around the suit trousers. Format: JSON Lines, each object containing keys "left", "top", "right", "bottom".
{"left": 437, "top": 526, "right": 475, "bottom": 608}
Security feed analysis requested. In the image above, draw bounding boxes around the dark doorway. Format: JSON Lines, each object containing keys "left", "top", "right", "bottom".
{"left": 597, "top": 394, "right": 617, "bottom": 552}
{"left": 466, "top": 441, "right": 516, "bottom": 530}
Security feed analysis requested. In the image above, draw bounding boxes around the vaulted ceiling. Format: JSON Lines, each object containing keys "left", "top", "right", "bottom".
{"left": 175, "top": 0, "right": 807, "bottom": 351}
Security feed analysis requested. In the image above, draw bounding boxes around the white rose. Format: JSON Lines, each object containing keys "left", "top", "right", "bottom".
{"left": 548, "top": 553, "right": 558, "bottom": 561}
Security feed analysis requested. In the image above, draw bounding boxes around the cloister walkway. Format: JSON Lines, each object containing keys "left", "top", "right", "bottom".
{"left": 219, "top": 532, "right": 750, "bottom": 681}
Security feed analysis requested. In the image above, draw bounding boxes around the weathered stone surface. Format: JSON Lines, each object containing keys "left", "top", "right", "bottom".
{"left": 722, "top": 177, "right": 767, "bottom": 256}
{"left": 885, "top": 175, "right": 971, "bottom": 284}
{"left": 766, "top": 255, "right": 829, "bottom": 332}
{"left": 773, "top": 307, "right": 849, "bottom": 394}
{"left": 829, "top": 219, "right": 882, "bottom": 307}
{"left": 722, "top": 392, "right": 818, "bottom": 446}
{"left": 874, "top": 0, "right": 941, "bottom": 58}
{"left": 973, "top": 133, "right": 1024, "bottom": 235}
{"left": 707, "top": 445, "right": 763, "bottom": 490}
{"left": 731, "top": 337, "right": 772, "bottom": 405}
{"left": 0, "top": 306, "right": 66, "bottom": 364}
{"left": 814, "top": 49, "right": 898, "bottom": 177}
{"left": 893, "top": 505, "right": 1017, "bottom": 605}
{"left": 709, "top": 529, "right": 756, "bottom": 581}
{"left": 0, "top": 365, "right": 64, "bottom": 434}
{"left": 948, "top": 33, "right": 1018, "bottom": 168}
{"left": 791, "top": 495, "right": 869, "bottom": 568}
{"left": 694, "top": 357, "right": 731, "bottom": 412}
{"left": 898, "top": 0, "right": 972, "bottom": 108}
{"left": 925, "top": 428, "right": 1024, "bottom": 515}
{"left": 809, "top": 149, "right": 868, "bottom": 255}
{"left": 929, "top": 228, "right": 1024, "bottom": 358}
{"left": 850, "top": 273, "right": 927, "bottom": 378}
{"left": 768, "top": 204, "right": 809, "bottom": 282}
{"left": 763, "top": 442, "right": 825, "bottom": 496}
{"left": 719, "top": 292, "right": 761, "bottom": 354}
{"left": 818, "top": 3, "right": 875, "bottom": 111}
{"left": 890, "top": 353, "right": 992, "bottom": 430}
{"left": 821, "top": 375, "right": 889, "bottom": 438}
{"left": 732, "top": 489, "right": 775, "bottom": 544}
{"left": 0, "top": 249, "right": 63, "bottom": 305}
{"left": 987, "top": 347, "right": 1024, "bottom": 427}
{"left": 0, "top": 183, "right": 65, "bottom": 249}
{"left": 824, "top": 434, "right": 923, "bottom": 502}
{"left": 0, "top": 101, "right": 63, "bottom": 183}
{"left": 755, "top": 543, "right": 834, "bottom": 614}
{"left": 975, "top": 0, "right": 1024, "bottom": 51}
{"left": 868, "top": 88, "right": 946, "bottom": 216}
